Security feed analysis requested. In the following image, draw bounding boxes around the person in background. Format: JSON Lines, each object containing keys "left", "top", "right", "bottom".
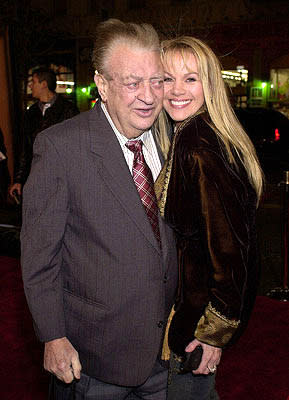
{"left": 155, "top": 36, "right": 263, "bottom": 400}
{"left": 9, "top": 67, "right": 79, "bottom": 198}
{"left": 21, "top": 19, "right": 177, "bottom": 400}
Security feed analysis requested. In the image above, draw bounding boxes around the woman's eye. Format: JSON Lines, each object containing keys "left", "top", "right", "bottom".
{"left": 151, "top": 79, "right": 164, "bottom": 88}
{"left": 186, "top": 77, "right": 197, "bottom": 82}
{"left": 164, "top": 77, "right": 173, "bottom": 83}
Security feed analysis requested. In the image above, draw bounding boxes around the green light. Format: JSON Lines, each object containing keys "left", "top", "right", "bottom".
{"left": 81, "top": 87, "right": 87, "bottom": 93}
{"left": 66, "top": 88, "right": 72, "bottom": 94}
{"left": 261, "top": 82, "right": 267, "bottom": 88}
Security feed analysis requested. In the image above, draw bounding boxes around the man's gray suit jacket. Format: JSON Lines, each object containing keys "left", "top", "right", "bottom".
{"left": 20, "top": 101, "right": 178, "bottom": 387}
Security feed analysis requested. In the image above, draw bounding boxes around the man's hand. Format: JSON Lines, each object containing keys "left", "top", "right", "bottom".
{"left": 44, "top": 337, "right": 82, "bottom": 383}
{"left": 9, "top": 183, "right": 22, "bottom": 198}
{"left": 185, "top": 339, "right": 222, "bottom": 375}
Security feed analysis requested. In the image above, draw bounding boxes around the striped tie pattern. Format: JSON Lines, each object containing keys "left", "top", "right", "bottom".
{"left": 126, "top": 140, "right": 161, "bottom": 247}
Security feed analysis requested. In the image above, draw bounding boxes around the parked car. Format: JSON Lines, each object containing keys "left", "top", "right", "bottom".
{"left": 234, "top": 107, "right": 289, "bottom": 171}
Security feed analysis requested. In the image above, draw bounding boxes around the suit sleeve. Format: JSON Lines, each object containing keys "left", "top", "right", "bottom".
{"left": 20, "top": 132, "right": 69, "bottom": 342}
{"left": 189, "top": 149, "right": 253, "bottom": 347}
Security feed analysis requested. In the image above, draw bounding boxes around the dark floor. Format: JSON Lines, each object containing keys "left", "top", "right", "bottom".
{"left": 0, "top": 170, "right": 287, "bottom": 296}
{"left": 257, "top": 183, "right": 284, "bottom": 295}
{"left": 0, "top": 202, "right": 21, "bottom": 258}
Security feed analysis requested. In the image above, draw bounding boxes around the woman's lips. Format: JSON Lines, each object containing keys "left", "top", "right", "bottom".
{"left": 169, "top": 99, "right": 191, "bottom": 108}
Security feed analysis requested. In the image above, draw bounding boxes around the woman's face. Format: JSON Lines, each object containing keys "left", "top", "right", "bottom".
{"left": 163, "top": 51, "right": 205, "bottom": 125}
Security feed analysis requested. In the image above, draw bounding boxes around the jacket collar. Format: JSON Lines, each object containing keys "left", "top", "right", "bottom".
{"left": 87, "top": 101, "right": 162, "bottom": 254}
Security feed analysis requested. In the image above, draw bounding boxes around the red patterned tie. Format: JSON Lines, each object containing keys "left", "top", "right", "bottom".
{"left": 126, "top": 140, "right": 161, "bottom": 247}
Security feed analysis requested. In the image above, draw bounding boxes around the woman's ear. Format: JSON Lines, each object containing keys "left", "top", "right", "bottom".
{"left": 94, "top": 74, "right": 108, "bottom": 102}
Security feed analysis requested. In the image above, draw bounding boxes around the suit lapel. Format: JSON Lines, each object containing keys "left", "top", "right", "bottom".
{"left": 88, "top": 103, "right": 162, "bottom": 254}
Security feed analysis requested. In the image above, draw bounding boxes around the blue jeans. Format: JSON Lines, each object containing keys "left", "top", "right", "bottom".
{"left": 167, "top": 354, "right": 219, "bottom": 400}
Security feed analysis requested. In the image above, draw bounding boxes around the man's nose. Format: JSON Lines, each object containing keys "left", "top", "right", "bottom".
{"left": 138, "top": 82, "right": 155, "bottom": 104}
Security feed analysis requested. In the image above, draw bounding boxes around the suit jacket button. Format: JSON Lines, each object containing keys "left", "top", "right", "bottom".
{"left": 157, "top": 321, "right": 164, "bottom": 328}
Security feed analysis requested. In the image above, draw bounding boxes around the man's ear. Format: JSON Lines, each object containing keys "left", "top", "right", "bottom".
{"left": 41, "top": 80, "right": 48, "bottom": 90}
{"left": 94, "top": 74, "right": 108, "bottom": 102}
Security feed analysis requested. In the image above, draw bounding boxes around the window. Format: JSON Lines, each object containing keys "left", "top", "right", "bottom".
{"left": 270, "top": 68, "right": 289, "bottom": 102}
{"left": 251, "top": 87, "right": 263, "bottom": 99}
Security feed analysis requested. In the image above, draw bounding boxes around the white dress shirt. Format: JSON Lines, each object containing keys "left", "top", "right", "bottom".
{"left": 101, "top": 102, "right": 162, "bottom": 181}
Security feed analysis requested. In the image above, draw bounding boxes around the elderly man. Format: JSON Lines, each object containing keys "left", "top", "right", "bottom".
{"left": 21, "top": 19, "right": 177, "bottom": 400}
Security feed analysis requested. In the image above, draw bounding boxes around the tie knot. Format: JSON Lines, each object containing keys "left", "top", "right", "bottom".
{"left": 126, "top": 140, "right": 143, "bottom": 154}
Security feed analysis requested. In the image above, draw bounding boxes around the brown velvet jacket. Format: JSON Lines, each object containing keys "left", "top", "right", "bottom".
{"left": 156, "top": 112, "right": 259, "bottom": 357}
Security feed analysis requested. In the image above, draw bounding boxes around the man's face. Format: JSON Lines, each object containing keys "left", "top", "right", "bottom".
{"left": 95, "top": 44, "right": 164, "bottom": 139}
{"left": 29, "top": 74, "right": 45, "bottom": 100}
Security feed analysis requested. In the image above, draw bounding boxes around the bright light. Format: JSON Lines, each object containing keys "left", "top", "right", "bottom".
{"left": 221, "top": 69, "right": 248, "bottom": 83}
{"left": 57, "top": 81, "right": 75, "bottom": 86}
{"left": 261, "top": 82, "right": 267, "bottom": 88}
{"left": 81, "top": 87, "right": 87, "bottom": 93}
{"left": 275, "top": 128, "right": 280, "bottom": 141}
{"left": 66, "top": 88, "right": 72, "bottom": 94}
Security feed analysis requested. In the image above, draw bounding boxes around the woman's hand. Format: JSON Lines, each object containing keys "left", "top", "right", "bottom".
{"left": 185, "top": 338, "right": 222, "bottom": 375}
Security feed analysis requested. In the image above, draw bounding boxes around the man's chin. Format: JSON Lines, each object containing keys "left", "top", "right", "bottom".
{"left": 135, "top": 121, "right": 156, "bottom": 133}
{"left": 135, "top": 113, "right": 160, "bottom": 128}
{"left": 123, "top": 113, "right": 160, "bottom": 138}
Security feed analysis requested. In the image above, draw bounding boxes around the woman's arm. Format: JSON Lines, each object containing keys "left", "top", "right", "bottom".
{"left": 189, "top": 148, "right": 256, "bottom": 347}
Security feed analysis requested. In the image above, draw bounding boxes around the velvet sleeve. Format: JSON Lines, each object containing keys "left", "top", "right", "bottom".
{"left": 187, "top": 148, "right": 251, "bottom": 347}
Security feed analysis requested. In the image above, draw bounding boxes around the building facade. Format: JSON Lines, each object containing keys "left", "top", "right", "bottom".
{"left": 3, "top": 0, "right": 289, "bottom": 113}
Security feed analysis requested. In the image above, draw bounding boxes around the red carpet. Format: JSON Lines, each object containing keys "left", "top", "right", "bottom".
{"left": 216, "top": 295, "right": 289, "bottom": 400}
{"left": 1, "top": 256, "right": 289, "bottom": 399}
{"left": 0, "top": 256, "right": 49, "bottom": 400}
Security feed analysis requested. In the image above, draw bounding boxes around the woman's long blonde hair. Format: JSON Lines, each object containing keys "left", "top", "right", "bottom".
{"left": 158, "top": 36, "right": 264, "bottom": 202}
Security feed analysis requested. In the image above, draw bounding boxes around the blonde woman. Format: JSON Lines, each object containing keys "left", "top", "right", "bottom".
{"left": 156, "top": 36, "right": 263, "bottom": 400}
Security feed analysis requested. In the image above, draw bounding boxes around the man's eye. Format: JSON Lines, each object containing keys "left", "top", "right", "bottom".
{"left": 126, "top": 82, "right": 138, "bottom": 89}
{"left": 164, "top": 77, "right": 173, "bottom": 83}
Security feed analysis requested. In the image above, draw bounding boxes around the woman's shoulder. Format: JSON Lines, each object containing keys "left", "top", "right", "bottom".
{"left": 177, "top": 112, "right": 219, "bottom": 152}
